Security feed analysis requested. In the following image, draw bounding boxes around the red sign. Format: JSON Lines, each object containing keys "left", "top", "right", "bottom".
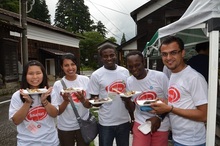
{"left": 168, "top": 87, "right": 180, "bottom": 103}
{"left": 26, "top": 106, "right": 47, "bottom": 121}
{"left": 106, "top": 81, "right": 126, "bottom": 93}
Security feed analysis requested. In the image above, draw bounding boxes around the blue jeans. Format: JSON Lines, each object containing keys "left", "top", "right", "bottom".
{"left": 173, "top": 140, "right": 206, "bottom": 146}
{"left": 98, "top": 122, "right": 130, "bottom": 146}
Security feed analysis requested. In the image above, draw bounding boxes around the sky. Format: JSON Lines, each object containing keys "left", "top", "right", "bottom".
{"left": 45, "top": 0, "right": 147, "bottom": 43}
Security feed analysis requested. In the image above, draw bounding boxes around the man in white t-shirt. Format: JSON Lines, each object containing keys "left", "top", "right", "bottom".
{"left": 151, "top": 36, "right": 208, "bottom": 146}
{"left": 86, "top": 45, "right": 131, "bottom": 146}
{"left": 124, "top": 51, "right": 170, "bottom": 146}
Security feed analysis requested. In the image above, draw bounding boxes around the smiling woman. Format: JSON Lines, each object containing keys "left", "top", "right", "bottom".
{"left": 9, "top": 60, "right": 59, "bottom": 146}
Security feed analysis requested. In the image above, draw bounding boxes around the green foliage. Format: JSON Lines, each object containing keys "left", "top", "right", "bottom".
{"left": 27, "top": 0, "right": 51, "bottom": 24}
{"left": 89, "top": 141, "right": 95, "bottom": 146}
{"left": 0, "top": 0, "right": 19, "bottom": 13}
{"left": 54, "top": 0, "right": 94, "bottom": 33}
{"left": 91, "top": 21, "right": 107, "bottom": 38}
{"left": 79, "top": 31, "right": 105, "bottom": 69}
{"left": 107, "top": 37, "right": 117, "bottom": 43}
{"left": 120, "top": 33, "right": 126, "bottom": 44}
{"left": 0, "top": 0, "right": 50, "bottom": 24}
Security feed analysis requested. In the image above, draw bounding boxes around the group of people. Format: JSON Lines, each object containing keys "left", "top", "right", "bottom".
{"left": 9, "top": 36, "right": 208, "bottom": 146}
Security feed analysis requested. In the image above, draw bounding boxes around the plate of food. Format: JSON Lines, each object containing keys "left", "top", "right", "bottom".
{"left": 136, "top": 99, "right": 158, "bottom": 106}
{"left": 89, "top": 97, "right": 112, "bottom": 105}
{"left": 120, "top": 91, "right": 141, "bottom": 98}
{"left": 61, "top": 87, "right": 83, "bottom": 93}
{"left": 23, "top": 88, "right": 48, "bottom": 95}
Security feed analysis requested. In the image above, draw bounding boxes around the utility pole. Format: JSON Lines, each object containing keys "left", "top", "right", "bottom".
{"left": 21, "top": 0, "right": 28, "bottom": 65}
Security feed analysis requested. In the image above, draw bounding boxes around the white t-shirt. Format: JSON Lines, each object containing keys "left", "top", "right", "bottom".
{"left": 168, "top": 66, "right": 207, "bottom": 145}
{"left": 52, "top": 75, "right": 90, "bottom": 131}
{"left": 87, "top": 65, "right": 130, "bottom": 126}
{"left": 127, "top": 69, "right": 170, "bottom": 131}
{"left": 9, "top": 91, "right": 59, "bottom": 146}
{"left": 163, "top": 65, "right": 171, "bottom": 79}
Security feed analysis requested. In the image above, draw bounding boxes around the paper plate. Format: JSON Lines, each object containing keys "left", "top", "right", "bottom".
{"left": 138, "top": 121, "right": 151, "bottom": 134}
{"left": 136, "top": 99, "right": 157, "bottom": 106}
{"left": 23, "top": 88, "right": 48, "bottom": 95}
{"left": 89, "top": 97, "right": 112, "bottom": 105}
{"left": 120, "top": 91, "right": 141, "bottom": 98}
{"left": 61, "top": 87, "right": 83, "bottom": 93}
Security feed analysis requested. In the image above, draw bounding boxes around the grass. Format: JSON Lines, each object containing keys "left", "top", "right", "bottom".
{"left": 81, "top": 66, "right": 93, "bottom": 71}
{"left": 89, "top": 107, "right": 99, "bottom": 146}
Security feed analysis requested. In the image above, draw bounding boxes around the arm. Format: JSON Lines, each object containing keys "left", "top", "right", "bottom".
{"left": 42, "top": 100, "right": 59, "bottom": 117}
{"left": 12, "top": 90, "right": 33, "bottom": 125}
{"left": 151, "top": 102, "right": 207, "bottom": 122}
{"left": 171, "top": 104, "right": 207, "bottom": 122}
{"left": 58, "top": 92, "right": 70, "bottom": 115}
{"left": 75, "top": 91, "right": 93, "bottom": 108}
{"left": 41, "top": 87, "right": 58, "bottom": 117}
{"left": 12, "top": 101, "right": 32, "bottom": 125}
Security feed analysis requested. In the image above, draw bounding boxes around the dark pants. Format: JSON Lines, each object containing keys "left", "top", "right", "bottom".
{"left": 58, "top": 129, "right": 89, "bottom": 146}
{"left": 98, "top": 122, "right": 130, "bottom": 146}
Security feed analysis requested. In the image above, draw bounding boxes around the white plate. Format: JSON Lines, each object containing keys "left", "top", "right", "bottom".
{"left": 138, "top": 121, "right": 151, "bottom": 134}
{"left": 120, "top": 91, "right": 141, "bottom": 98}
{"left": 23, "top": 88, "right": 48, "bottom": 95}
{"left": 61, "top": 87, "right": 83, "bottom": 93}
{"left": 136, "top": 99, "right": 157, "bottom": 106}
{"left": 89, "top": 97, "right": 112, "bottom": 105}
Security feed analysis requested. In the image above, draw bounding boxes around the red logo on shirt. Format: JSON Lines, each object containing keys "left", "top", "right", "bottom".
{"left": 135, "top": 91, "right": 157, "bottom": 103}
{"left": 26, "top": 106, "right": 47, "bottom": 121}
{"left": 168, "top": 87, "right": 180, "bottom": 103}
{"left": 106, "top": 81, "right": 126, "bottom": 93}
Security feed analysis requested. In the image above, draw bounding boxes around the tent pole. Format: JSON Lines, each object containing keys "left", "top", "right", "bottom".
{"left": 206, "top": 30, "right": 219, "bottom": 146}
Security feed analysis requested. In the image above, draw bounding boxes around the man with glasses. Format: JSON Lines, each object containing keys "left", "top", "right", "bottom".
{"left": 151, "top": 36, "right": 208, "bottom": 146}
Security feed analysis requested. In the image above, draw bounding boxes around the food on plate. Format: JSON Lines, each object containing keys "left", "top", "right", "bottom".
{"left": 124, "top": 91, "right": 136, "bottom": 96}
{"left": 63, "top": 87, "right": 81, "bottom": 92}
{"left": 94, "top": 97, "right": 109, "bottom": 102}
{"left": 27, "top": 88, "right": 41, "bottom": 93}
{"left": 143, "top": 100, "right": 157, "bottom": 105}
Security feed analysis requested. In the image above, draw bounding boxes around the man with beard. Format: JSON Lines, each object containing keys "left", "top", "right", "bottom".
{"left": 151, "top": 36, "right": 208, "bottom": 146}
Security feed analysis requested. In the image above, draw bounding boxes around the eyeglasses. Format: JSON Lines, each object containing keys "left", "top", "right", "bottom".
{"left": 160, "top": 50, "right": 182, "bottom": 57}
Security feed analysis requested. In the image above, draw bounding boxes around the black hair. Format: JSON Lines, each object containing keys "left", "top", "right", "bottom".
{"left": 99, "top": 44, "right": 116, "bottom": 56}
{"left": 20, "top": 60, "right": 51, "bottom": 103}
{"left": 159, "top": 36, "right": 184, "bottom": 51}
{"left": 126, "top": 51, "right": 144, "bottom": 63}
{"left": 195, "top": 42, "right": 209, "bottom": 53}
{"left": 60, "top": 53, "right": 77, "bottom": 66}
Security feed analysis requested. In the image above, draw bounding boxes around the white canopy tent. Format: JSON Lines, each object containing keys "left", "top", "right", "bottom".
{"left": 143, "top": 0, "right": 220, "bottom": 145}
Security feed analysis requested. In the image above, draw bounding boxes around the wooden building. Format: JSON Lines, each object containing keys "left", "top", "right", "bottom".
{"left": 117, "top": 0, "right": 193, "bottom": 70}
{"left": 0, "top": 8, "right": 83, "bottom": 87}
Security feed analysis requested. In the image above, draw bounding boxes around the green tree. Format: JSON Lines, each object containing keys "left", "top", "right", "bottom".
{"left": 27, "top": 0, "right": 51, "bottom": 24}
{"left": 0, "top": 0, "right": 19, "bottom": 13}
{"left": 107, "top": 37, "right": 117, "bottom": 43}
{"left": 54, "top": 0, "right": 94, "bottom": 33}
{"left": 120, "top": 33, "right": 126, "bottom": 44}
{"left": 79, "top": 31, "right": 105, "bottom": 69}
{"left": 91, "top": 21, "right": 107, "bottom": 38}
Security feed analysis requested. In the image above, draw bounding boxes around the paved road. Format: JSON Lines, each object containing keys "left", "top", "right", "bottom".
{"left": 0, "top": 97, "right": 17, "bottom": 146}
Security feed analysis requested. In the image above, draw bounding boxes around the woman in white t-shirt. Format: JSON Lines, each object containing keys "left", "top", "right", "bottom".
{"left": 51, "top": 53, "right": 90, "bottom": 146}
{"left": 9, "top": 60, "right": 59, "bottom": 146}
